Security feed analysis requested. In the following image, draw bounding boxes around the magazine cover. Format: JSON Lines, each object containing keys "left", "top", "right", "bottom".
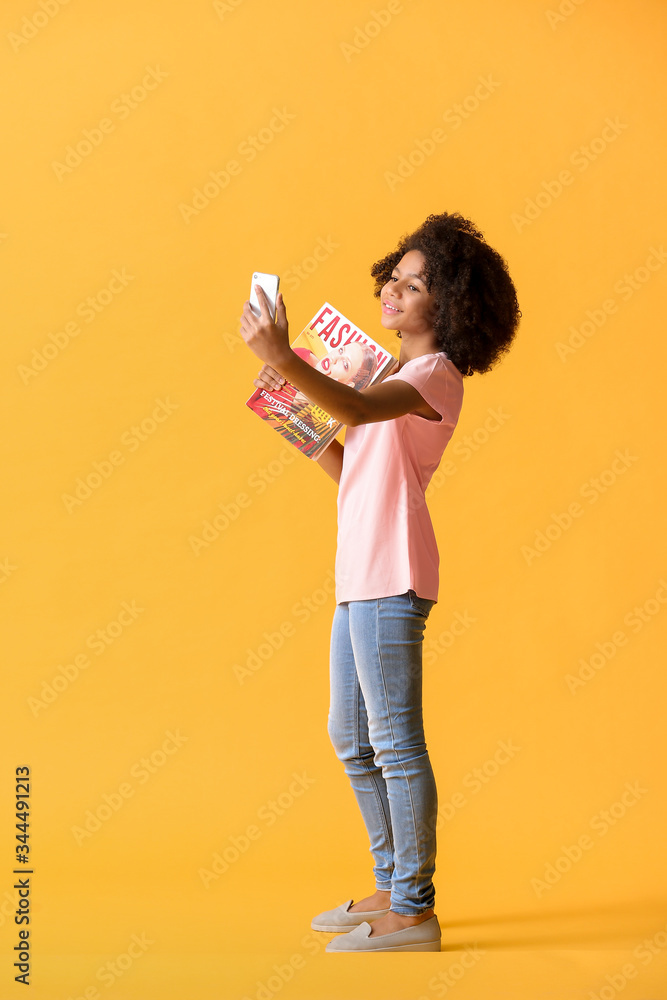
{"left": 246, "top": 303, "right": 398, "bottom": 459}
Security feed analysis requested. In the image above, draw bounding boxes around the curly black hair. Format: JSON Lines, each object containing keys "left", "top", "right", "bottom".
{"left": 370, "top": 212, "right": 521, "bottom": 377}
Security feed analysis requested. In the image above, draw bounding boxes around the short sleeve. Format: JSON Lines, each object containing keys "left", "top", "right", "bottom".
{"left": 391, "top": 354, "right": 459, "bottom": 420}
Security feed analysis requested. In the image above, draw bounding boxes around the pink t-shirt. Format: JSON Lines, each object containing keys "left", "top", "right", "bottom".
{"left": 335, "top": 352, "right": 464, "bottom": 604}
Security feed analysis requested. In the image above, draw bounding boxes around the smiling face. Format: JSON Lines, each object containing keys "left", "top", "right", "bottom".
{"left": 380, "top": 249, "right": 439, "bottom": 337}
{"left": 316, "top": 341, "right": 367, "bottom": 385}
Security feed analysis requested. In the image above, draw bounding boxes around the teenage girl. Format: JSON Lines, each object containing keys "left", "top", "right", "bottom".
{"left": 239, "top": 211, "right": 521, "bottom": 952}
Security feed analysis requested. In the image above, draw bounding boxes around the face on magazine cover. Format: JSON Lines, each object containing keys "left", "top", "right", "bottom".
{"left": 316, "top": 341, "right": 377, "bottom": 388}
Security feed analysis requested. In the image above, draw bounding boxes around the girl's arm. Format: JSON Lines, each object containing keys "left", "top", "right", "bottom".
{"left": 276, "top": 353, "right": 429, "bottom": 426}
{"left": 314, "top": 439, "right": 343, "bottom": 483}
{"left": 242, "top": 291, "right": 433, "bottom": 426}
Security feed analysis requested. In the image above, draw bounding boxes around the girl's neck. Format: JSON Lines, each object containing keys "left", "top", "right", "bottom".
{"left": 396, "top": 331, "right": 441, "bottom": 370}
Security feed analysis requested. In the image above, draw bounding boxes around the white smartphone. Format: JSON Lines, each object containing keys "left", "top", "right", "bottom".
{"left": 249, "top": 271, "right": 280, "bottom": 321}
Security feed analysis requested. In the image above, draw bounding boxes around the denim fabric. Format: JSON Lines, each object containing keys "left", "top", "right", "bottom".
{"left": 327, "top": 590, "right": 437, "bottom": 915}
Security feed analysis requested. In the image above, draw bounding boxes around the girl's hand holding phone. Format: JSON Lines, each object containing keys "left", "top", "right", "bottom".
{"left": 240, "top": 286, "right": 290, "bottom": 370}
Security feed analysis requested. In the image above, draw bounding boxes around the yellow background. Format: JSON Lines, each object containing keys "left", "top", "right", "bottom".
{"left": 1, "top": 0, "right": 666, "bottom": 997}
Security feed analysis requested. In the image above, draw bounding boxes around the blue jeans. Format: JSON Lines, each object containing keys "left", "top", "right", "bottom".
{"left": 327, "top": 590, "right": 437, "bottom": 916}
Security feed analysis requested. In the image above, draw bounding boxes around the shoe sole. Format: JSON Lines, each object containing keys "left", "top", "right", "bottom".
{"left": 327, "top": 938, "right": 441, "bottom": 953}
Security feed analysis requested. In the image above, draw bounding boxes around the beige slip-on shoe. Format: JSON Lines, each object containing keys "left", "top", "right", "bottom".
{"left": 325, "top": 914, "right": 441, "bottom": 952}
{"left": 311, "top": 898, "right": 391, "bottom": 933}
